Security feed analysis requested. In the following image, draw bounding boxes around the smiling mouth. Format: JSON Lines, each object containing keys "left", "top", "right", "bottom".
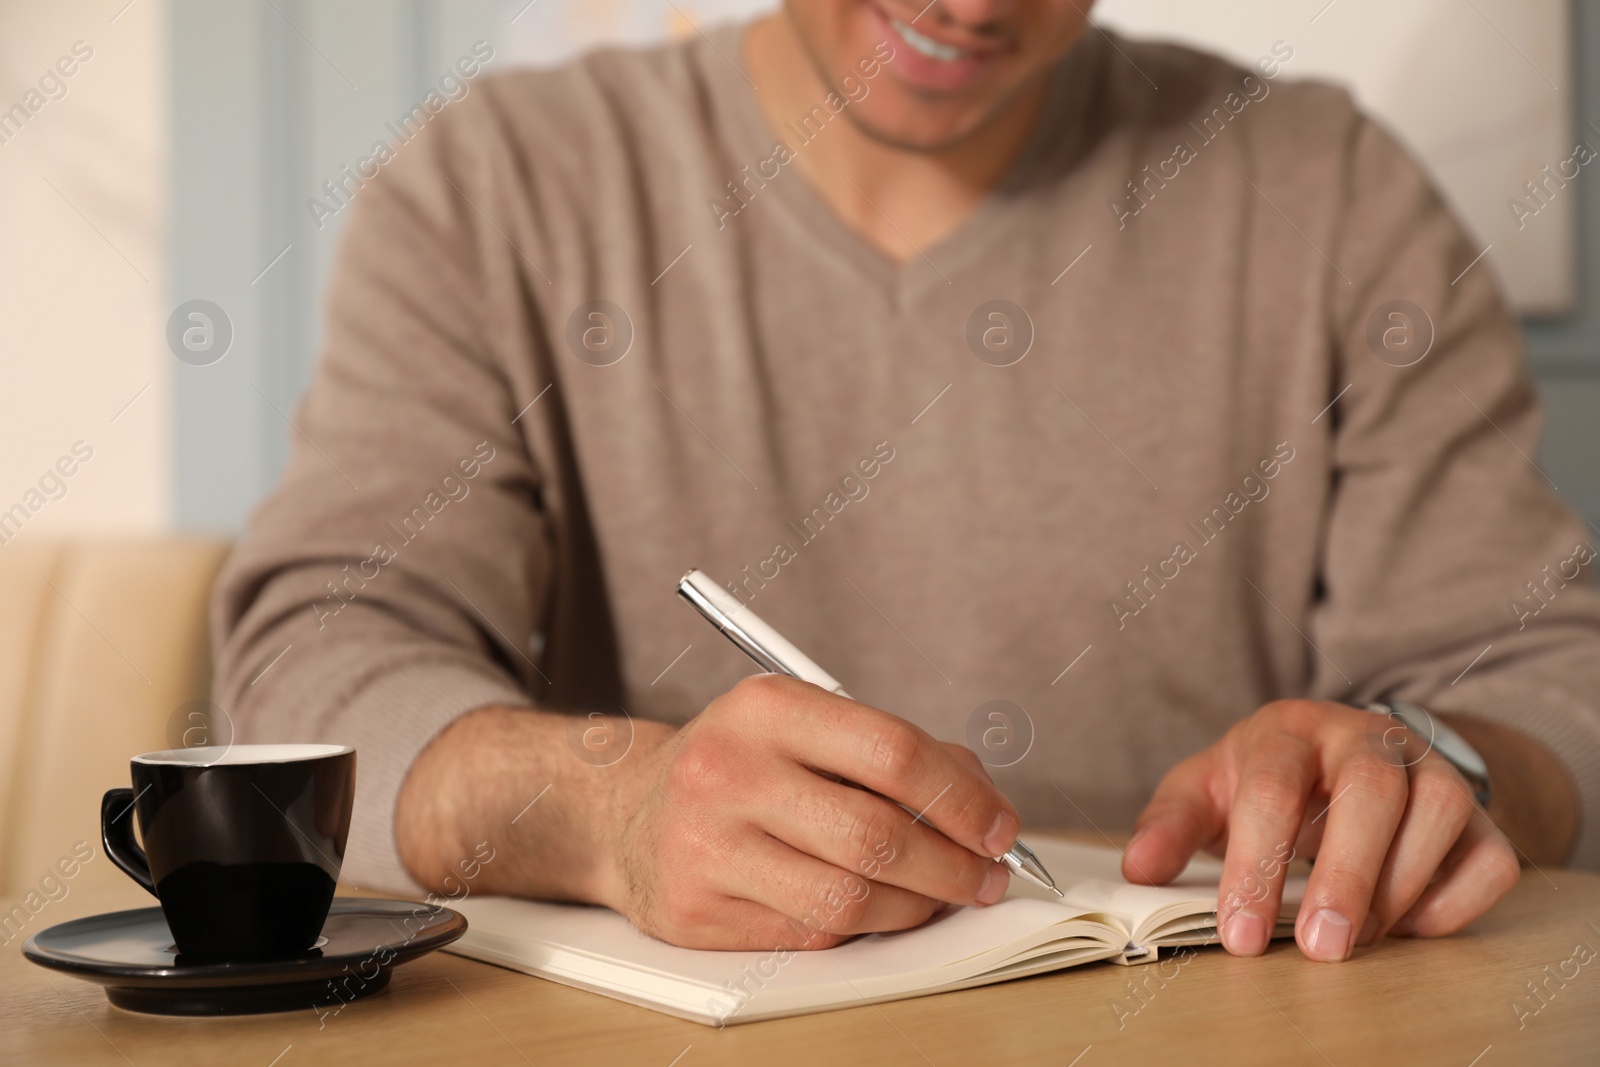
{"left": 888, "top": 17, "right": 973, "bottom": 62}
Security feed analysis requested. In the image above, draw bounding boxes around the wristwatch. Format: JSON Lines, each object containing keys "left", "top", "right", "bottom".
{"left": 1365, "top": 698, "right": 1493, "bottom": 809}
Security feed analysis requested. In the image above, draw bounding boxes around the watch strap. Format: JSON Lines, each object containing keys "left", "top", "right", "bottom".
{"left": 1365, "top": 699, "right": 1493, "bottom": 809}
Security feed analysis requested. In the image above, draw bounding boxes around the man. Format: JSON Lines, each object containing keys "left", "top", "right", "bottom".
{"left": 215, "top": 0, "right": 1600, "bottom": 965}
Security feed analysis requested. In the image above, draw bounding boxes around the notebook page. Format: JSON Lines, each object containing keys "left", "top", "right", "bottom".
{"left": 1019, "top": 837, "right": 1229, "bottom": 887}
{"left": 454, "top": 893, "right": 1091, "bottom": 985}
{"left": 448, "top": 839, "right": 1280, "bottom": 1023}
{"left": 452, "top": 838, "right": 1215, "bottom": 995}
{"left": 1020, "top": 838, "right": 1304, "bottom": 949}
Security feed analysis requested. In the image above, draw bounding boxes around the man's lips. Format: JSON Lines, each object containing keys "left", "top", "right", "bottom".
{"left": 867, "top": 3, "right": 1012, "bottom": 93}
{"left": 872, "top": 1, "right": 1009, "bottom": 56}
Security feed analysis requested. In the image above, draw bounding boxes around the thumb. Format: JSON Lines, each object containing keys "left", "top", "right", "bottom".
{"left": 1123, "top": 751, "right": 1225, "bottom": 885}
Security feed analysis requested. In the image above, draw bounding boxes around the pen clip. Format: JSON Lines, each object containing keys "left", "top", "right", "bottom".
{"left": 677, "top": 577, "right": 791, "bottom": 677}
{"left": 676, "top": 570, "right": 849, "bottom": 696}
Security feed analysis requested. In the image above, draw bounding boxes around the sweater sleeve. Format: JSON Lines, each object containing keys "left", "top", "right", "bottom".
{"left": 210, "top": 103, "right": 549, "bottom": 895}
{"left": 1310, "top": 113, "right": 1600, "bottom": 867}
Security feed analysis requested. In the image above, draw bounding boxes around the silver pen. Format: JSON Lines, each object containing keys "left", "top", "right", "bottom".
{"left": 677, "top": 569, "right": 1062, "bottom": 898}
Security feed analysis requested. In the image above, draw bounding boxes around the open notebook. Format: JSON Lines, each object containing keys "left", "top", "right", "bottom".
{"left": 447, "top": 838, "right": 1305, "bottom": 1026}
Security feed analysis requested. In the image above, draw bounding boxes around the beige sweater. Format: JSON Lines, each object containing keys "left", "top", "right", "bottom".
{"left": 213, "top": 25, "right": 1600, "bottom": 892}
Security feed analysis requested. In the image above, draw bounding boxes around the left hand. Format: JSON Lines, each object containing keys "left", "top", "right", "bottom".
{"left": 1121, "top": 700, "right": 1521, "bottom": 962}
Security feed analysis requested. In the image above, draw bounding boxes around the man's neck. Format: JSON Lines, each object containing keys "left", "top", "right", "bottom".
{"left": 744, "top": 13, "right": 1049, "bottom": 266}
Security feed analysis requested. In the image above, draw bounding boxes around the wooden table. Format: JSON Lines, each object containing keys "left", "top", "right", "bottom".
{"left": 8, "top": 858, "right": 1600, "bottom": 1066}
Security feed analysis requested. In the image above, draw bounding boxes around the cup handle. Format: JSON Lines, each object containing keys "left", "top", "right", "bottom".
{"left": 101, "top": 788, "right": 156, "bottom": 896}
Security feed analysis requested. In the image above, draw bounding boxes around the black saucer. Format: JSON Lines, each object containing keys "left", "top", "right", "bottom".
{"left": 23, "top": 898, "right": 466, "bottom": 1016}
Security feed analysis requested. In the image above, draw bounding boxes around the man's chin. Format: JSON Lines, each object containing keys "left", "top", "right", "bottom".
{"left": 842, "top": 80, "right": 1045, "bottom": 155}
{"left": 841, "top": 100, "right": 1000, "bottom": 154}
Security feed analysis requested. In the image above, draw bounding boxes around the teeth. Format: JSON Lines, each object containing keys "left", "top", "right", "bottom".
{"left": 890, "top": 17, "right": 968, "bottom": 62}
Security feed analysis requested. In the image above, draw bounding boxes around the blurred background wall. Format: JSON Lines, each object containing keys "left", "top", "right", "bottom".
{"left": 1, "top": 0, "right": 1596, "bottom": 542}
{"left": 0, "top": 0, "right": 167, "bottom": 537}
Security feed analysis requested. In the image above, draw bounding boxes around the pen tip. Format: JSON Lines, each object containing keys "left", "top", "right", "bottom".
{"left": 1051, "top": 886, "right": 1064, "bottom": 898}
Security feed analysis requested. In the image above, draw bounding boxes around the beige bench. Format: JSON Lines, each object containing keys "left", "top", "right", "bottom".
{"left": 0, "top": 539, "right": 229, "bottom": 901}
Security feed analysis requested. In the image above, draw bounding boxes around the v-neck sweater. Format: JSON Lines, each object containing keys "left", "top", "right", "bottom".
{"left": 212, "top": 24, "right": 1600, "bottom": 891}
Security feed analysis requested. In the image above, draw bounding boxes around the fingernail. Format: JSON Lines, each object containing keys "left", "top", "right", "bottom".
{"left": 1223, "top": 909, "right": 1269, "bottom": 956}
{"left": 1303, "top": 908, "right": 1354, "bottom": 962}
{"left": 983, "top": 811, "right": 1019, "bottom": 857}
{"left": 977, "top": 863, "right": 1009, "bottom": 905}
{"left": 1357, "top": 912, "right": 1380, "bottom": 947}
{"left": 1390, "top": 915, "right": 1417, "bottom": 937}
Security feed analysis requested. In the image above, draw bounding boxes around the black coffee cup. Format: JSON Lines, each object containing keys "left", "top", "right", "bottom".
{"left": 102, "top": 744, "right": 356, "bottom": 961}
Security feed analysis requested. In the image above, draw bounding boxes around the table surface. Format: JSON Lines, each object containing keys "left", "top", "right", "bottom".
{"left": 7, "top": 842, "right": 1600, "bottom": 1067}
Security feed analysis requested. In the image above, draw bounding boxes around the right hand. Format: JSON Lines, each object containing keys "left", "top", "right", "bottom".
{"left": 598, "top": 674, "right": 1022, "bottom": 950}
